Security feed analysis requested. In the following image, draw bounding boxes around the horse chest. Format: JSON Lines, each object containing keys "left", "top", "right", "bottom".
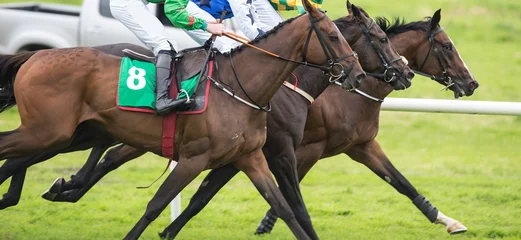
{"left": 324, "top": 119, "right": 379, "bottom": 156}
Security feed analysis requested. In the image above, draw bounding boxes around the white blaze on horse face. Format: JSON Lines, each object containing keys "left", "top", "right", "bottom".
{"left": 448, "top": 37, "right": 476, "bottom": 81}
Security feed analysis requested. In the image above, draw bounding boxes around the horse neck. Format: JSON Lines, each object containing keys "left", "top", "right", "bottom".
{"left": 291, "top": 65, "right": 332, "bottom": 101}
{"left": 215, "top": 18, "right": 311, "bottom": 107}
{"left": 389, "top": 30, "right": 426, "bottom": 70}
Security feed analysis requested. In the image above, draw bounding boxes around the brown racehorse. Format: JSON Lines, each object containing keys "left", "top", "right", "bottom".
{"left": 61, "top": 8, "right": 476, "bottom": 237}
{"left": 0, "top": 1, "right": 366, "bottom": 239}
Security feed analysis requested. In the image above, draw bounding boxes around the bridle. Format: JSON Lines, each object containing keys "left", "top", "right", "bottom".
{"left": 332, "top": 18, "right": 407, "bottom": 103}
{"left": 415, "top": 27, "right": 455, "bottom": 90}
{"left": 360, "top": 18, "right": 405, "bottom": 84}
{"left": 301, "top": 12, "right": 359, "bottom": 86}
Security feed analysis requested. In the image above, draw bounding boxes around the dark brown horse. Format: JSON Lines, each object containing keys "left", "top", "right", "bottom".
{"left": 171, "top": 9, "right": 478, "bottom": 235}
{"left": 0, "top": 1, "right": 366, "bottom": 239}
{"left": 55, "top": 8, "right": 477, "bottom": 237}
{"left": 0, "top": 2, "right": 411, "bottom": 239}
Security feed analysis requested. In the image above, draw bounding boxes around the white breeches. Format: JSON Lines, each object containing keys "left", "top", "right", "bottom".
{"left": 110, "top": 0, "right": 178, "bottom": 55}
{"left": 228, "top": 0, "right": 284, "bottom": 40}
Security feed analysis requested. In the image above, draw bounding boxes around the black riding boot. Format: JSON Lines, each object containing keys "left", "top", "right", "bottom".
{"left": 155, "top": 50, "right": 191, "bottom": 115}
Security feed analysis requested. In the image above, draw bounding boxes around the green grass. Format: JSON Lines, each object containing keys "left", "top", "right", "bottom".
{"left": 1, "top": 0, "right": 521, "bottom": 239}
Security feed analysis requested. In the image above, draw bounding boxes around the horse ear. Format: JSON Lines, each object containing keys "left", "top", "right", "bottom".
{"left": 302, "top": 0, "right": 321, "bottom": 18}
{"left": 431, "top": 9, "right": 441, "bottom": 30}
{"left": 351, "top": 4, "right": 362, "bottom": 18}
{"left": 346, "top": 0, "right": 353, "bottom": 14}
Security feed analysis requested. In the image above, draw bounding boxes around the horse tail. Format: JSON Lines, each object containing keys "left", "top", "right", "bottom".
{"left": 0, "top": 51, "right": 36, "bottom": 113}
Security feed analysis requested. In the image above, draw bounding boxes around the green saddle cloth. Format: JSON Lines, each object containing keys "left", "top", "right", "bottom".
{"left": 117, "top": 57, "right": 198, "bottom": 110}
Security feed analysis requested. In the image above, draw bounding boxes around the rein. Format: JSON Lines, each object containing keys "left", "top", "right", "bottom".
{"left": 333, "top": 81, "right": 384, "bottom": 102}
{"left": 360, "top": 19, "right": 404, "bottom": 84}
{"left": 222, "top": 14, "right": 359, "bottom": 83}
{"left": 415, "top": 27, "right": 455, "bottom": 90}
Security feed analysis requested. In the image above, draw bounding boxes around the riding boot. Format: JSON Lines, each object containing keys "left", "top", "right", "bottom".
{"left": 155, "top": 50, "right": 192, "bottom": 115}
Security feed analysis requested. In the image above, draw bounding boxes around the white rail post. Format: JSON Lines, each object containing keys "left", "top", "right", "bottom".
{"left": 169, "top": 162, "right": 181, "bottom": 221}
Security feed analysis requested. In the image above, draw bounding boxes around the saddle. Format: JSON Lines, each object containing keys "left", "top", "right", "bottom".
{"left": 122, "top": 47, "right": 212, "bottom": 113}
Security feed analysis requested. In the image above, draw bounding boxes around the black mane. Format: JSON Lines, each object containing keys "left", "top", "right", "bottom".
{"left": 375, "top": 16, "right": 432, "bottom": 36}
{"left": 222, "top": 14, "right": 304, "bottom": 56}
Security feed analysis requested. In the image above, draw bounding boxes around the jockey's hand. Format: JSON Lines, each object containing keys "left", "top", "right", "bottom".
{"left": 206, "top": 23, "right": 226, "bottom": 36}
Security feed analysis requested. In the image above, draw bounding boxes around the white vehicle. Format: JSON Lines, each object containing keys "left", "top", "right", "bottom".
{"left": 0, "top": 0, "right": 238, "bottom": 54}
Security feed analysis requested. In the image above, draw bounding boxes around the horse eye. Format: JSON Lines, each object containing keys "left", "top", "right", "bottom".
{"left": 329, "top": 35, "right": 339, "bottom": 41}
{"left": 380, "top": 38, "right": 388, "bottom": 43}
{"left": 443, "top": 44, "right": 452, "bottom": 51}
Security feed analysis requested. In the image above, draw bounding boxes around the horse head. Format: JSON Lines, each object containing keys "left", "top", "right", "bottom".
{"left": 413, "top": 9, "right": 479, "bottom": 98}
{"left": 298, "top": 0, "right": 366, "bottom": 90}
{"left": 334, "top": 1, "right": 414, "bottom": 90}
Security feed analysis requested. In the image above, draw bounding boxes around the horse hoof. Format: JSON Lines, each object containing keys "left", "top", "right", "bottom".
{"left": 447, "top": 222, "right": 467, "bottom": 235}
{"left": 158, "top": 231, "right": 169, "bottom": 240}
{"left": 41, "top": 177, "right": 65, "bottom": 201}
{"left": 0, "top": 196, "right": 17, "bottom": 210}
{"left": 254, "top": 228, "right": 271, "bottom": 235}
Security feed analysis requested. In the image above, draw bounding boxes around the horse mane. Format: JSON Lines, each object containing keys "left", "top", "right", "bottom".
{"left": 375, "top": 16, "right": 432, "bottom": 35}
{"left": 222, "top": 14, "right": 304, "bottom": 56}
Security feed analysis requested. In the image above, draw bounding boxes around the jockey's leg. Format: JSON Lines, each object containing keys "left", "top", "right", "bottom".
{"left": 110, "top": 0, "right": 189, "bottom": 115}
{"left": 109, "top": 0, "right": 175, "bottom": 55}
{"left": 251, "top": 0, "right": 284, "bottom": 31}
{"left": 228, "top": 0, "right": 266, "bottom": 40}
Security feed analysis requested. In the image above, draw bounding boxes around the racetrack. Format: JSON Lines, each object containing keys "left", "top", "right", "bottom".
{"left": 1, "top": 0, "right": 520, "bottom": 239}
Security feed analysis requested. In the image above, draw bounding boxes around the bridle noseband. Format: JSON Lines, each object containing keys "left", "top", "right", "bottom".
{"left": 360, "top": 19, "right": 405, "bottom": 84}
{"left": 415, "top": 27, "right": 455, "bottom": 90}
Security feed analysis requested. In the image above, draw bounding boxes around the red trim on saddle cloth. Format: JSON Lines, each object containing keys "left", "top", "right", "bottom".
{"left": 115, "top": 85, "right": 155, "bottom": 113}
{"left": 291, "top": 73, "right": 299, "bottom": 90}
{"left": 161, "top": 61, "right": 214, "bottom": 159}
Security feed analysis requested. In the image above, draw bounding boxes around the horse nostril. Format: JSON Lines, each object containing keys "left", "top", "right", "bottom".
{"left": 356, "top": 73, "right": 366, "bottom": 83}
{"left": 469, "top": 80, "right": 479, "bottom": 90}
{"left": 407, "top": 72, "right": 415, "bottom": 81}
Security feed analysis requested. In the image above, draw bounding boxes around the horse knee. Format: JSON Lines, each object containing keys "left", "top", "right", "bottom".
{"left": 186, "top": 198, "right": 208, "bottom": 216}
{"left": 144, "top": 203, "right": 164, "bottom": 222}
{"left": 272, "top": 205, "right": 296, "bottom": 222}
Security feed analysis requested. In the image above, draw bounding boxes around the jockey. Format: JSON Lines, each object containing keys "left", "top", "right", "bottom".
{"left": 184, "top": 0, "right": 284, "bottom": 51}
{"left": 188, "top": 0, "right": 323, "bottom": 44}
{"left": 110, "top": 0, "right": 227, "bottom": 115}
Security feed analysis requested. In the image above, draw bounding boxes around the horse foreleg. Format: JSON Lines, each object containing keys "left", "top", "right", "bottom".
{"left": 260, "top": 143, "right": 318, "bottom": 239}
{"left": 45, "top": 144, "right": 146, "bottom": 203}
{"left": 123, "top": 152, "right": 208, "bottom": 240}
{"left": 159, "top": 164, "right": 240, "bottom": 239}
{"left": 346, "top": 139, "right": 467, "bottom": 235}
{"left": 235, "top": 149, "right": 310, "bottom": 240}
{"left": 255, "top": 142, "right": 322, "bottom": 235}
